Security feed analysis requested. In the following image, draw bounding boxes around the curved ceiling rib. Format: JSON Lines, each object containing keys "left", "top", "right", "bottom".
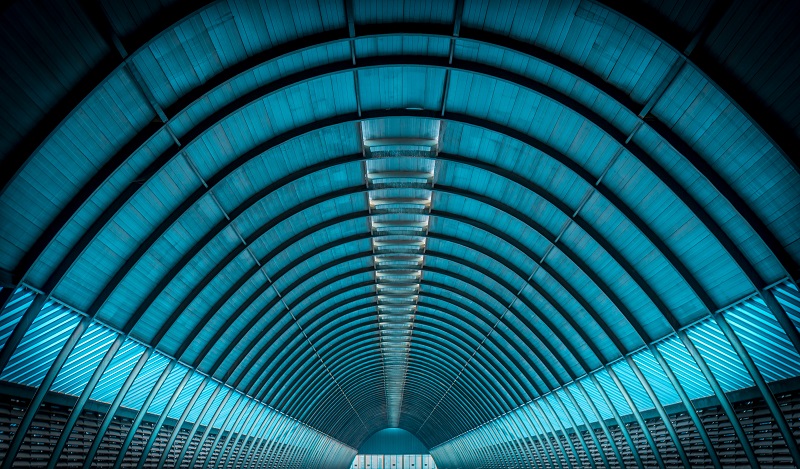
{"left": 0, "top": 1, "right": 799, "bottom": 469}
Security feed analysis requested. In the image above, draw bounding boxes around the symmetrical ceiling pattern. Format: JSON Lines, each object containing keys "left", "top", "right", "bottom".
{"left": 0, "top": 0, "right": 799, "bottom": 468}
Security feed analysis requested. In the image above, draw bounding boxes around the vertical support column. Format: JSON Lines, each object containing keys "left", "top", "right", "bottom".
{"left": 715, "top": 314, "right": 800, "bottom": 465}
{"left": 1, "top": 314, "right": 91, "bottom": 469}
{"left": 236, "top": 410, "right": 276, "bottom": 469}
{"left": 572, "top": 381, "right": 626, "bottom": 468}
{"left": 206, "top": 399, "right": 257, "bottom": 469}
{"left": 220, "top": 404, "right": 266, "bottom": 469}
{"left": 155, "top": 377, "right": 210, "bottom": 469}
{"left": 522, "top": 404, "right": 558, "bottom": 468}
{"left": 589, "top": 374, "right": 644, "bottom": 469}
{"left": 531, "top": 399, "right": 574, "bottom": 469}
{"left": 626, "top": 356, "right": 690, "bottom": 467}
{"left": 509, "top": 409, "right": 547, "bottom": 468}
{"left": 555, "top": 389, "right": 610, "bottom": 468}
{"left": 186, "top": 389, "right": 235, "bottom": 469}
{"left": 199, "top": 394, "right": 248, "bottom": 469}
{"left": 135, "top": 369, "right": 193, "bottom": 469}
{"left": 648, "top": 343, "right": 721, "bottom": 468}
{"left": 541, "top": 396, "right": 589, "bottom": 468}
{"left": 678, "top": 330, "right": 760, "bottom": 468}
{"left": 82, "top": 347, "right": 153, "bottom": 469}
{"left": 113, "top": 361, "right": 176, "bottom": 469}
{"left": 48, "top": 334, "right": 125, "bottom": 469}
{"left": 253, "top": 411, "right": 293, "bottom": 469}
{"left": 604, "top": 365, "right": 664, "bottom": 468}
{"left": 172, "top": 384, "right": 223, "bottom": 469}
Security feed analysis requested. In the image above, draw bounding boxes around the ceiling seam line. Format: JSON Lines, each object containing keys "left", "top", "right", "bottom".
{"left": 264, "top": 268, "right": 369, "bottom": 431}
{"left": 416, "top": 133, "right": 630, "bottom": 435}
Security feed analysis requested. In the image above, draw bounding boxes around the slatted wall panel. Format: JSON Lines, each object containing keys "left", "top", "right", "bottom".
{"left": 184, "top": 431, "right": 218, "bottom": 469}
{"left": 607, "top": 424, "right": 635, "bottom": 467}
{"left": 17, "top": 401, "right": 71, "bottom": 466}
{"left": 0, "top": 395, "right": 28, "bottom": 462}
{"left": 93, "top": 415, "right": 133, "bottom": 467}
{"left": 777, "top": 390, "right": 800, "bottom": 450}
{"left": 697, "top": 404, "right": 748, "bottom": 466}
{"left": 57, "top": 409, "right": 104, "bottom": 467}
{"left": 4, "top": 388, "right": 800, "bottom": 467}
{"left": 590, "top": 427, "right": 622, "bottom": 469}
{"left": 121, "top": 420, "right": 154, "bottom": 467}
{"left": 733, "top": 397, "right": 794, "bottom": 467}
{"left": 625, "top": 420, "right": 658, "bottom": 467}
{"left": 566, "top": 430, "right": 592, "bottom": 467}
{"left": 175, "top": 429, "right": 203, "bottom": 468}
{"left": 142, "top": 423, "right": 170, "bottom": 468}
{"left": 671, "top": 411, "right": 712, "bottom": 467}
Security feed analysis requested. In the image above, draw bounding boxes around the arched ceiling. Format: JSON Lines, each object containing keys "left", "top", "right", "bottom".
{"left": 0, "top": 0, "right": 799, "bottom": 467}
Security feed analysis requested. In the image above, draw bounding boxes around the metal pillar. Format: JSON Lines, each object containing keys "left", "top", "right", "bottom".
{"left": 541, "top": 396, "right": 589, "bottom": 468}
{"left": 604, "top": 365, "right": 664, "bottom": 468}
{"left": 556, "top": 388, "right": 610, "bottom": 468}
{"left": 626, "top": 356, "right": 690, "bottom": 467}
{"left": 218, "top": 403, "right": 266, "bottom": 469}
{"left": 185, "top": 388, "right": 235, "bottom": 469}
{"left": 203, "top": 398, "right": 255, "bottom": 469}
{"left": 1, "top": 315, "right": 91, "bottom": 469}
{"left": 589, "top": 374, "right": 644, "bottom": 469}
{"left": 81, "top": 347, "right": 153, "bottom": 469}
{"left": 678, "top": 329, "right": 760, "bottom": 467}
{"left": 112, "top": 361, "right": 176, "bottom": 469}
{"left": 199, "top": 394, "right": 248, "bottom": 469}
{"left": 47, "top": 334, "right": 125, "bottom": 469}
{"left": 648, "top": 343, "right": 721, "bottom": 468}
{"left": 716, "top": 314, "right": 800, "bottom": 465}
{"left": 576, "top": 380, "right": 626, "bottom": 468}
{"left": 171, "top": 384, "right": 223, "bottom": 469}
{"left": 135, "top": 369, "right": 193, "bottom": 469}
{"left": 155, "top": 377, "right": 210, "bottom": 468}
{"left": 532, "top": 399, "right": 575, "bottom": 469}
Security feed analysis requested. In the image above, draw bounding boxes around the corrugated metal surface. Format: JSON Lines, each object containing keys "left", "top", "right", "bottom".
{"left": 0, "top": 301, "right": 80, "bottom": 387}
{"left": 90, "top": 339, "right": 147, "bottom": 402}
{"left": 725, "top": 294, "right": 800, "bottom": 382}
{"left": 51, "top": 322, "right": 117, "bottom": 396}
{"left": 0, "top": 288, "right": 34, "bottom": 351}
{"left": 0, "top": 0, "right": 798, "bottom": 467}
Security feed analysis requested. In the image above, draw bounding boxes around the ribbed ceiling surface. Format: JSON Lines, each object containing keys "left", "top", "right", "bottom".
{"left": 0, "top": 0, "right": 799, "bottom": 468}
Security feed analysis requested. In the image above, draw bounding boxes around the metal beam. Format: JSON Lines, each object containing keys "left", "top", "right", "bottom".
{"left": 112, "top": 361, "right": 176, "bottom": 469}
{"left": 14, "top": 54, "right": 776, "bottom": 366}
{"left": 154, "top": 377, "right": 209, "bottom": 469}
{"left": 552, "top": 389, "right": 606, "bottom": 468}
{"left": 185, "top": 388, "right": 234, "bottom": 469}
{"left": 216, "top": 403, "right": 266, "bottom": 469}
{"left": 81, "top": 347, "right": 152, "bottom": 469}
{"left": 134, "top": 369, "right": 192, "bottom": 469}
{"left": 169, "top": 383, "right": 222, "bottom": 469}
{"left": 563, "top": 384, "right": 620, "bottom": 468}
{"left": 1, "top": 315, "right": 91, "bottom": 469}
{"left": 539, "top": 396, "right": 587, "bottom": 468}
{"left": 715, "top": 314, "right": 800, "bottom": 465}
{"left": 626, "top": 356, "right": 689, "bottom": 467}
{"left": 13, "top": 26, "right": 794, "bottom": 316}
{"left": 208, "top": 399, "right": 258, "bottom": 469}
{"left": 47, "top": 334, "right": 124, "bottom": 469}
{"left": 589, "top": 374, "right": 644, "bottom": 469}
{"left": 604, "top": 365, "right": 664, "bottom": 467}
{"left": 199, "top": 394, "right": 248, "bottom": 469}
{"left": 592, "top": 0, "right": 798, "bottom": 172}
{"left": 677, "top": 329, "right": 760, "bottom": 468}
{"left": 648, "top": 343, "right": 721, "bottom": 468}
